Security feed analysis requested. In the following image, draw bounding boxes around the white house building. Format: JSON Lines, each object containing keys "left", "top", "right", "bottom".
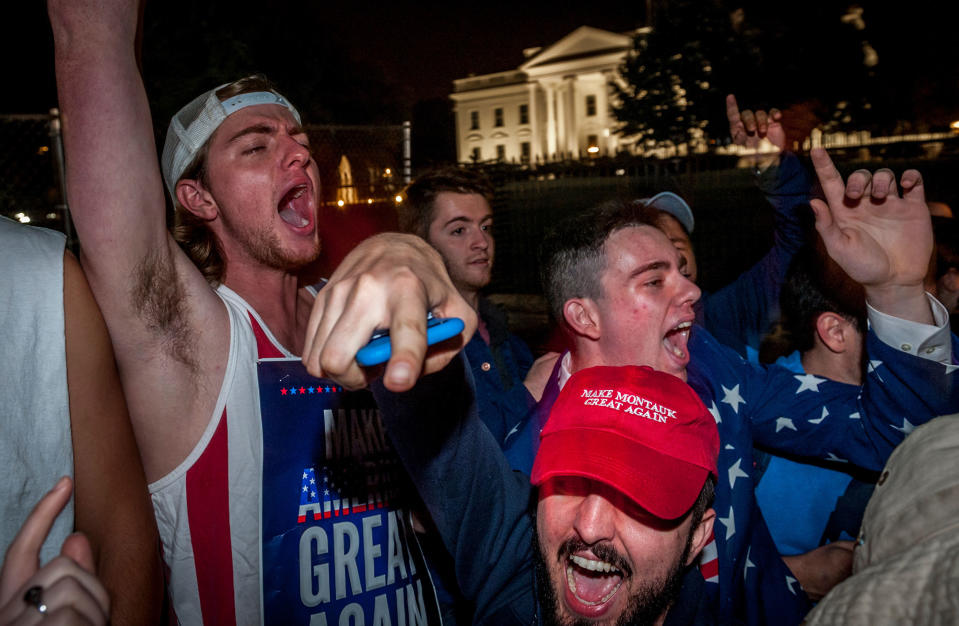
{"left": 450, "top": 26, "right": 633, "bottom": 164}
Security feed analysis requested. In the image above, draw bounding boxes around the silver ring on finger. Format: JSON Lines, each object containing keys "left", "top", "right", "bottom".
{"left": 23, "top": 585, "right": 48, "bottom": 615}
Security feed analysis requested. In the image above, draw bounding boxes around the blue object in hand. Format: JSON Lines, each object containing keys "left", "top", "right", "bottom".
{"left": 355, "top": 314, "right": 465, "bottom": 366}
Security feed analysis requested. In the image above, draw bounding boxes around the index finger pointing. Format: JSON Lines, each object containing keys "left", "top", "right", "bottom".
{"left": 725, "top": 94, "right": 741, "bottom": 124}
{"left": 380, "top": 290, "right": 430, "bottom": 392}
{"left": 810, "top": 148, "right": 848, "bottom": 211}
{"left": 0, "top": 477, "right": 72, "bottom": 603}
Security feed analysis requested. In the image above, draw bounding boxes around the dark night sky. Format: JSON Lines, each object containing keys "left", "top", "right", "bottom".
{"left": 2, "top": 1, "right": 649, "bottom": 115}
{"left": 4, "top": 1, "right": 959, "bottom": 124}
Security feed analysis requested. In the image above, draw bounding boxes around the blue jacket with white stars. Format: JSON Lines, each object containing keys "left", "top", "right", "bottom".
{"left": 505, "top": 323, "right": 959, "bottom": 625}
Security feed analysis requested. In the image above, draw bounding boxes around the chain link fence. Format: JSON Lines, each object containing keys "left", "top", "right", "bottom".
{"left": 305, "top": 122, "right": 410, "bottom": 205}
{"left": 0, "top": 111, "right": 71, "bottom": 243}
{"left": 4, "top": 110, "right": 957, "bottom": 303}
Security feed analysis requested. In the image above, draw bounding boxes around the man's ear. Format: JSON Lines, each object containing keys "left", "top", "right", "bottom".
{"left": 815, "top": 312, "right": 851, "bottom": 354}
{"left": 563, "top": 298, "right": 601, "bottom": 340}
{"left": 175, "top": 178, "right": 218, "bottom": 221}
{"left": 686, "top": 507, "right": 715, "bottom": 566}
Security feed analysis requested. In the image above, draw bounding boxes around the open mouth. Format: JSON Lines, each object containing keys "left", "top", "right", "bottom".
{"left": 663, "top": 321, "right": 692, "bottom": 360}
{"left": 565, "top": 553, "right": 624, "bottom": 610}
{"left": 278, "top": 183, "right": 312, "bottom": 228}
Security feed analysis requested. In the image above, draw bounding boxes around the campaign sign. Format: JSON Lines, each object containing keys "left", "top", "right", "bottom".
{"left": 258, "top": 358, "right": 440, "bottom": 625}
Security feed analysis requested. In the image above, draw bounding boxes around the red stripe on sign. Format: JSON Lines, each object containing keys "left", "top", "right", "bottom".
{"left": 186, "top": 411, "right": 237, "bottom": 625}
{"left": 248, "top": 312, "right": 284, "bottom": 358}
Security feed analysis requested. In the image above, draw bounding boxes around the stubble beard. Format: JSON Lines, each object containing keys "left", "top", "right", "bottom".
{"left": 230, "top": 218, "right": 320, "bottom": 273}
{"left": 532, "top": 525, "right": 693, "bottom": 626}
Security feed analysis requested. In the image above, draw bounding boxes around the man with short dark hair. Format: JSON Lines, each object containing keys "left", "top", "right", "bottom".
{"left": 401, "top": 167, "right": 554, "bottom": 444}
{"left": 752, "top": 244, "right": 872, "bottom": 590}
{"left": 503, "top": 154, "right": 958, "bottom": 623}
{"left": 374, "top": 363, "right": 720, "bottom": 625}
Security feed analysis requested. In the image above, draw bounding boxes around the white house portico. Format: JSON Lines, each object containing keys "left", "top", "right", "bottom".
{"left": 450, "top": 26, "right": 632, "bottom": 164}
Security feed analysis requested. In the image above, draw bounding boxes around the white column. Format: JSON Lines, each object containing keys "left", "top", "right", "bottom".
{"left": 555, "top": 82, "right": 566, "bottom": 156}
{"left": 565, "top": 75, "right": 578, "bottom": 155}
{"left": 528, "top": 83, "right": 540, "bottom": 162}
{"left": 545, "top": 83, "right": 557, "bottom": 159}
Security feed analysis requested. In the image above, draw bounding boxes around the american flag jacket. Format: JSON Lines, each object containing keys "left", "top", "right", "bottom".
{"left": 505, "top": 317, "right": 957, "bottom": 624}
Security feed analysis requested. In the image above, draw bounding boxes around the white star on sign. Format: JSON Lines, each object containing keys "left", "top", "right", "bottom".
{"left": 728, "top": 458, "right": 749, "bottom": 489}
{"left": 776, "top": 417, "right": 797, "bottom": 433}
{"left": 743, "top": 547, "right": 755, "bottom": 580}
{"left": 708, "top": 401, "right": 722, "bottom": 424}
{"left": 891, "top": 418, "right": 916, "bottom": 435}
{"left": 808, "top": 406, "right": 829, "bottom": 424}
{"left": 794, "top": 373, "right": 826, "bottom": 394}
{"left": 718, "top": 506, "right": 735, "bottom": 540}
{"left": 786, "top": 575, "right": 798, "bottom": 595}
{"left": 721, "top": 384, "right": 745, "bottom": 414}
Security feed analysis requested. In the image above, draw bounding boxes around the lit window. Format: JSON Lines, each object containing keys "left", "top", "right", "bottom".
{"left": 587, "top": 134, "right": 599, "bottom": 156}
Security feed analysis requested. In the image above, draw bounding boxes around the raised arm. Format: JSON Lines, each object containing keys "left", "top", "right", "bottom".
{"left": 701, "top": 96, "right": 809, "bottom": 358}
{"left": 49, "top": 0, "right": 228, "bottom": 479}
{"left": 49, "top": 0, "right": 170, "bottom": 293}
{"left": 726, "top": 93, "right": 786, "bottom": 169}
{"left": 63, "top": 251, "right": 162, "bottom": 625}
{"left": 810, "top": 149, "right": 934, "bottom": 324}
{"left": 739, "top": 152, "right": 954, "bottom": 466}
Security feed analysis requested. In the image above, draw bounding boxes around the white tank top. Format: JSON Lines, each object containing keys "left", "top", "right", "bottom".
{"left": 150, "top": 285, "right": 440, "bottom": 625}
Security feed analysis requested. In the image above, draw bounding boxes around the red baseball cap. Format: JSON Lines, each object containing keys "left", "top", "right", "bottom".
{"left": 530, "top": 365, "right": 719, "bottom": 520}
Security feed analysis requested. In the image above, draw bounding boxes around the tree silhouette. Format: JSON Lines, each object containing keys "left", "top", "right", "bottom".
{"left": 611, "top": 0, "right": 757, "bottom": 150}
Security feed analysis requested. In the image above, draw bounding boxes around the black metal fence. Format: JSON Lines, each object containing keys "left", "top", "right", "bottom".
{"left": 483, "top": 142, "right": 959, "bottom": 298}
{"left": 3, "top": 109, "right": 957, "bottom": 303}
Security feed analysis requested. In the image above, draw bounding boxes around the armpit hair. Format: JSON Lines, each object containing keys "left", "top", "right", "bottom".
{"left": 131, "top": 250, "right": 199, "bottom": 373}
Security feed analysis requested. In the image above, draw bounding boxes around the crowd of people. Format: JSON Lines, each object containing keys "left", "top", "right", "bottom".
{"left": 2, "top": 0, "right": 958, "bottom": 624}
